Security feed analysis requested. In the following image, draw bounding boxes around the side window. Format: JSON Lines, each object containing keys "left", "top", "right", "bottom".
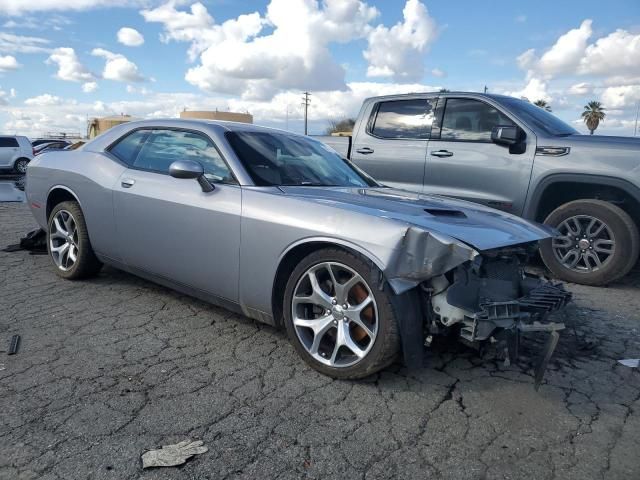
{"left": 133, "top": 129, "right": 234, "bottom": 183}
{"left": 370, "top": 99, "right": 435, "bottom": 139}
{"left": 0, "top": 137, "right": 19, "bottom": 148}
{"left": 109, "top": 130, "right": 150, "bottom": 165}
{"left": 440, "top": 98, "right": 514, "bottom": 142}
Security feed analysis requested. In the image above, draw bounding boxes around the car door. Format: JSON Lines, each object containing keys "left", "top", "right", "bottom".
{"left": 349, "top": 97, "right": 436, "bottom": 192}
{"left": 111, "top": 127, "right": 242, "bottom": 302}
{"left": 0, "top": 137, "right": 19, "bottom": 167}
{"left": 424, "top": 97, "right": 536, "bottom": 215}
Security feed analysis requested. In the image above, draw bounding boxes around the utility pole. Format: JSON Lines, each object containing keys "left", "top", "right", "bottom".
{"left": 301, "top": 91, "right": 311, "bottom": 135}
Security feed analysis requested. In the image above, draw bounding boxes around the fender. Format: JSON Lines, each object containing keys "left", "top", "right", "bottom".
{"left": 523, "top": 173, "right": 640, "bottom": 220}
{"left": 277, "top": 235, "right": 388, "bottom": 273}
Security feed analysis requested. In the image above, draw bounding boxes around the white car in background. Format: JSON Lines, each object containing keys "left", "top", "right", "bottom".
{"left": 0, "top": 136, "right": 34, "bottom": 174}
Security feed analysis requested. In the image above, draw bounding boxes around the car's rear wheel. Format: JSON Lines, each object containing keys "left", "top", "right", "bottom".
{"left": 540, "top": 199, "right": 639, "bottom": 285}
{"left": 47, "top": 201, "right": 102, "bottom": 279}
{"left": 283, "top": 248, "right": 400, "bottom": 379}
{"left": 13, "top": 158, "right": 29, "bottom": 174}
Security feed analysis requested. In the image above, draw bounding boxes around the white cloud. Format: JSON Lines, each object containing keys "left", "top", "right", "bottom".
{"left": 568, "top": 82, "right": 592, "bottom": 95}
{"left": 117, "top": 27, "right": 145, "bottom": 47}
{"left": 517, "top": 20, "right": 640, "bottom": 82}
{"left": 10, "top": 88, "right": 16, "bottom": 97}
{"left": 601, "top": 85, "right": 640, "bottom": 109}
{"left": 578, "top": 29, "right": 640, "bottom": 77}
{"left": 142, "top": 0, "right": 436, "bottom": 99}
{"left": 144, "top": 0, "right": 383, "bottom": 99}
{"left": 364, "top": 0, "right": 437, "bottom": 81}
{"left": 82, "top": 81, "right": 98, "bottom": 93}
{"left": 536, "top": 20, "right": 592, "bottom": 77}
{"left": 0, "top": 81, "right": 440, "bottom": 137}
{"left": 505, "top": 77, "right": 551, "bottom": 102}
{"left": 0, "top": 32, "right": 50, "bottom": 54}
{"left": 0, "top": 0, "right": 144, "bottom": 15}
{"left": 0, "top": 86, "right": 10, "bottom": 106}
{"left": 92, "top": 48, "right": 145, "bottom": 82}
{"left": 431, "top": 68, "right": 446, "bottom": 78}
{"left": 0, "top": 55, "right": 21, "bottom": 72}
{"left": 46, "top": 47, "right": 95, "bottom": 82}
{"left": 24, "top": 93, "right": 63, "bottom": 106}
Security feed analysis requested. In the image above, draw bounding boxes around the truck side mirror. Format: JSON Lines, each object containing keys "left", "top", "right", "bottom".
{"left": 491, "top": 125, "right": 524, "bottom": 146}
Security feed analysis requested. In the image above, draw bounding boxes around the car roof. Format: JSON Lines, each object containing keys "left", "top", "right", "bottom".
{"left": 362, "top": 91, "right": 517, "bottom": 103}
{"left": 118, "top": 118, "right": 302, "bottom": 137}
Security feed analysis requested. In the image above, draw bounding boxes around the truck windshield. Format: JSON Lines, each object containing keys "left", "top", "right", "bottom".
{"left": 500, "top": 97, "right": 578, "bottom": 136}
{"left": 226, "top": 131, "right": 378, "bottom": 187}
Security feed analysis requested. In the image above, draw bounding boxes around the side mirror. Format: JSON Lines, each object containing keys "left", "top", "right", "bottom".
{"left": 169, "top": 160, "right": 214, "bottom": 192}
{"left": 491, "top": 125, "right": 525, "bottom": 146}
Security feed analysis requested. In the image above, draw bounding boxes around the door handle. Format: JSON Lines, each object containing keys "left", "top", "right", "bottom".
{"left": 430, "top": 150, "right": 453, "bottom": 158}
{"left": 121, "top": 178, "right": 135, "bottom": 188}
{"left": 355, "top": 147, "right": 374, "bottom": 155}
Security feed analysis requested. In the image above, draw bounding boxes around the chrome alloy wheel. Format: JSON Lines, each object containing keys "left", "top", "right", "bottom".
{"left": 49, "top": 210, "right": 79, "bottom": 271}
{"left": 291, "top": 262, "right": 378, "bottom": 368}
{"left": 552, "top": 215, "right": 615, "bottom": 273}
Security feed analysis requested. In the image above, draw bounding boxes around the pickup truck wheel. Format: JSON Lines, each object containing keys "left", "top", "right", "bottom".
{"left": 283, "top": 248, "right": 400, "bottom": 379}
{"left": 540, "top": 199, "right": 639, "bottom": 285}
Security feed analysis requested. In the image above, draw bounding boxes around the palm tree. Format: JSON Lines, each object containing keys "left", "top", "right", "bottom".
{"left": 533, "top": 99, "right": 552, "bottom": 112}
{"left": 582, "top": 101, "right": 606, "bottom": 135}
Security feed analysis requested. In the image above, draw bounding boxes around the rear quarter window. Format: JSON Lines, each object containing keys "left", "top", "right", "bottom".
{"left": 0, "top": 137, "right": 19, "bottom": 148}
{"left": 108, "top": 130, "right": 150, "bottom": 165}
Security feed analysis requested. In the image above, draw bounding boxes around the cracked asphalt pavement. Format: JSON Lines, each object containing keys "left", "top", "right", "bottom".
{"left": 1, "top": 203, "right": 639, "bottom": 480}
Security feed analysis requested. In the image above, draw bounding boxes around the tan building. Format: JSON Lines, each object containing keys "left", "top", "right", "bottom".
{"left": 87, "top": 115, "right": 136, "bottom": 138}
{"left": 179, "top": 110, "right": 253, "bottom": 124}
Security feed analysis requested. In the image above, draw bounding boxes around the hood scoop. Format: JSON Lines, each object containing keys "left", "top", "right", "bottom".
{"left": 424, "top": 208, "right": 466, "bottom": 218}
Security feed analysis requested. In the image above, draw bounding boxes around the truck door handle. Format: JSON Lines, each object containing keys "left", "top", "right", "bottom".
{"left": 431, "top": 150, "right": 453, "bottom": 158}
{"left": 121, "top": 179, "right": 135, "bottom": 188}
{"left": 356, "top": 147, "right": 374, "bottom": 154}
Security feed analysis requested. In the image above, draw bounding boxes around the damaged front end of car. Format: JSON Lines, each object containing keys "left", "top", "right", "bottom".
{"left": 385, "top": 229, "right": 571, "bottom": 389}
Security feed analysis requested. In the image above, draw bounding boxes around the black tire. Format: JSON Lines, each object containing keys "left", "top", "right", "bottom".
{"left": 540, "top": 199, "right": 639, "bottom": 285}
{"left": 47, "top": 201, "right": 102, "bottom": 280}
{"left": 283, "top": 248, "right": 400, "bottom": 379}
{"left": 13, "top": 158, "right": 30, "bottom": 174}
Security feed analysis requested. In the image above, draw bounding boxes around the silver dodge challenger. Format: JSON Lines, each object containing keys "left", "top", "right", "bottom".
{"left": 25, "top": 119, "right": 570, "bottom": 384}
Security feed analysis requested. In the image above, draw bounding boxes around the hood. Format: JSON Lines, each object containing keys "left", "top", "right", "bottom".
{"left": 561, "top": 134, "right": 640, "bottom": 148}
{"left": 278, "top": 186, "right": 555, "bottom": 251}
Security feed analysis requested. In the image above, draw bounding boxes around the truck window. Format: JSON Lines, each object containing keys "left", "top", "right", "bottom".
{"left": 440, "top": 98, "right": 514, "bottom": 142}
{"left": 370, "top": 99, "right": 434, "bottom": 139}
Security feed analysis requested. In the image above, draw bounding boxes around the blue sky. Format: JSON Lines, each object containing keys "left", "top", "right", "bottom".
{"left": 0, "top": 0, "right": 639, "bottom": 137}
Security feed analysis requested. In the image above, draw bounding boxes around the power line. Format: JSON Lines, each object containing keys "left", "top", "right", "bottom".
{"left": 301, "top": 91, "right": 311, "bottom": 135}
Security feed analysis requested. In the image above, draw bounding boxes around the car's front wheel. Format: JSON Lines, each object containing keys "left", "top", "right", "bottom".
{"left": 47, "top": 201, "right": 102, "bottom": 279}
{"left": 540, "top": 199, "right": 639, "bottom": 285}
{"left": 283, "top": 248, "right": 400, "bottom": 379}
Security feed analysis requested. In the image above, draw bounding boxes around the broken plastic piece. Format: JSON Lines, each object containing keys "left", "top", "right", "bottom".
{"left": 141, "top": 440, "right": 207, "bottom": 468}
{"left": 8, "top": 335, "right": 20, "bottom": 355}
{"left": 617, "top": 359, "right": 640, "bottom": 368}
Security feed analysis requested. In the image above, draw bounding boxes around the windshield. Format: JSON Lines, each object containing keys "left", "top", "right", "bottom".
{"left": 226, "top": 131, "right": 377, "bottom": 187}
{"left": 499, "top": 97, "right": 578, "bottom": 136}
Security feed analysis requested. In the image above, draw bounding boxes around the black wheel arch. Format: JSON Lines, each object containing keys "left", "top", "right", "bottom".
{"left": 46, "top": 187, "right": 81, "bottom": 220}
{"left": 524, "top": 174, "right": 640, "bottom": 227}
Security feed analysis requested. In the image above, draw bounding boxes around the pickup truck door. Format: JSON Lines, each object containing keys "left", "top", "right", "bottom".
{"left": 349, "top": 97, "right": 436, "bottom": 192}
{"left": 424, "top": 97, "right": 535, "bottom": 215}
